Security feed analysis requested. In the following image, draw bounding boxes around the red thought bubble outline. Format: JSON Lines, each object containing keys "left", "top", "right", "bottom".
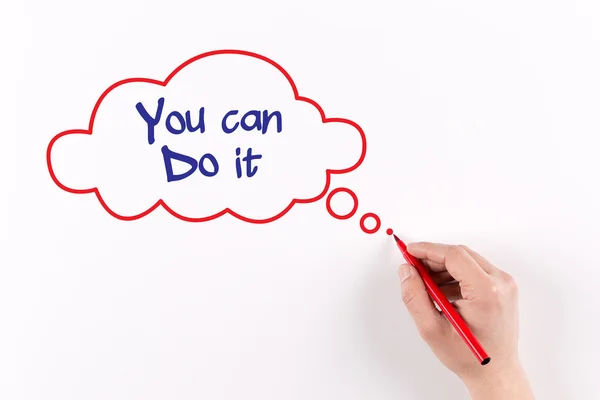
{"left": 46, "top": 49, "right": 366, "bottom": 224}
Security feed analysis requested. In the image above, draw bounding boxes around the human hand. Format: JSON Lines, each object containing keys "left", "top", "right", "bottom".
{"left": 398, "top": 242, "right": 534, "bottom": 400}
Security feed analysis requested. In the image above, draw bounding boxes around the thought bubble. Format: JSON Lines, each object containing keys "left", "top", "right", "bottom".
{"left": 324, "top": 187, "right": 391, "bottom": 235}
{"left": 47, "top": 50, "right": 368, "bottom": 224}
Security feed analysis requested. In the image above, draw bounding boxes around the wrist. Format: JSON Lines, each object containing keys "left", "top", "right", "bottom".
{"left": 462, "top": 359, "right": 534, "bottom": 400}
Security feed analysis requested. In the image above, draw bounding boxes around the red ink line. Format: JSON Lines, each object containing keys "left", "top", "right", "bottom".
{"left": 325, "top": 187, "right": 359, "bottom": 220}
{"left": 360, "top": 213, "right": 381, "bottom": 234}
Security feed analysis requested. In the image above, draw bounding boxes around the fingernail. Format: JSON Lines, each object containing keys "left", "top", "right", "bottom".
{"left": 399, "top": 265, "right": 414, "bottom": 282}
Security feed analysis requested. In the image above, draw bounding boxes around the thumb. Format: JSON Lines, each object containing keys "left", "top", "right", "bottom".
{"left": 399, "top": 264, "right": 446, "bottom": 341}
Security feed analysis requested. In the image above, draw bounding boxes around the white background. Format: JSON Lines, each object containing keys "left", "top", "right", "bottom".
{"left": 2, "top": 1, "right": 600, "bottom": 399}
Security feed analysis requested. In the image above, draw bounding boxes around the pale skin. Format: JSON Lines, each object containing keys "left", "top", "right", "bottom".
{"left": 398, "top": 242, "right": 535, "bottom": 400}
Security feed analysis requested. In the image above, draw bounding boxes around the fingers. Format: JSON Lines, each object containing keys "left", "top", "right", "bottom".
{"left": 406, "top": 242, "right": 490, "bottom": 287}
{"left": 422, "top": 259, "right": 447, "bottom": 272}
{"left": 432, "top": 271, "right": 455, "bottom": 285}
{"left": 457, "top": 245, "right": 500, "bottom": 275}
{"left": 399, "top": 264, "right": 447, "bottom": 341}
{"left": 439, "top": 282, "right": 462, "bottom": 301}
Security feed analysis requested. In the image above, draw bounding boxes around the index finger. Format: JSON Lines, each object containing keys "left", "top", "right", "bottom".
{"left": 406, "top": 242, "right": 491, "bottom": 285}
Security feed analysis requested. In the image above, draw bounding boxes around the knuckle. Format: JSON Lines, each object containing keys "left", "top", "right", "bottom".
{"left": 490, "top": 284, "right": 502, "bottom": 301}
{"left": 402, "top": 285, "right": 417, "bottom": 307}
{"left": 448, "top": 244, "right": 469, "bottom": 260}
{"left": 476, "top": 283, "right": 503, "bottom": 312}
{"left": 482, "top": 277, "right": 517, "bottom": 310}
{"left": 502, "top": 272, "right": 519, "bottom": 294}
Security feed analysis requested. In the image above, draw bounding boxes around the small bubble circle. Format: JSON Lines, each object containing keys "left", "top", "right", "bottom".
{"left": 360, "top": 213, "right": 381, "bottom": 234}
{"left": 386, "top": 228, "right": 393, "bottom": 235}
{"left": 326, "top": 187, "right": 359, "bottom": 220}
